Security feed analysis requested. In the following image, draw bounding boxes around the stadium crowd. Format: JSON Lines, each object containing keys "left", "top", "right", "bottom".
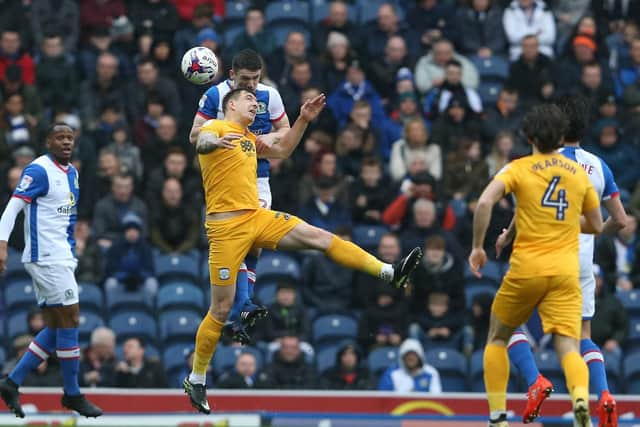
{"left": 1, "top": 0, "right": 640, "bottom": 392}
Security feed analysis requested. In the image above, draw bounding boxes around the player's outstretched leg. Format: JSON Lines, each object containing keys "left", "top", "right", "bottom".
{"left": 508, "top": 330, "right": 553, "bottom": 423}
{"left": 581, "top": 339, "right": 617, "bottom": 427}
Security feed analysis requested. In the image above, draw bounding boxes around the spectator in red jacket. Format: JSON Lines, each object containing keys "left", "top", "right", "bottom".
{"left": 0, "top": 29, "right": 35, "bottom": 85}
{"left": 171, "top": 0, "right": 225, "bottom": 23}
{"left": 80, "top": 0, "right": 126, "bottom": 42}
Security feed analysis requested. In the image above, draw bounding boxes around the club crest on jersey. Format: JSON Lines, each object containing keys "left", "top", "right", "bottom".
{"left": 257, "top": 101, "right": 267, "bottom": 114}
{"left": 219, "top": 268, "right": 230, "bottom": 280}
{"left": 17, "top": 175, "right": 33, "bottom": 191}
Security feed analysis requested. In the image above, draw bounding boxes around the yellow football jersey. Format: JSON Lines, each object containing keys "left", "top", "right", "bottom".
{"left": 198, "top": 119, "right": 259, "bottom": 214}
{"left": 495, "top": 152, "right": 600, "bottom": 278}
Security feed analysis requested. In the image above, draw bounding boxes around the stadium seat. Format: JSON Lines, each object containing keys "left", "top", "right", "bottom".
{"left": 265, "top": 1, "right": 310, "bottom": 26}
{"left": 477, "top": 81, "right": 503, "bottom": 106}
{"left": 604, "top": 350, "right": 621, "bottom": 394}
{"left": 256, "top": 252, "right": 301, "bottom": 282}
{"left": 424, "top": 348, "right": 467, "bottom": 392}
{"left": 158, "top": 309, "right": 201, "bottom": 342}
{"left": 105, "top": 287, "right": 154, "bottom": 314}
{"left": 367, "top": 347, "right": 398, "bottom": 377}
{"left": 4, "top": 279, "right": 36, "bottom": 311}
{"left": 465, "top": 283, "right": 496, "bottom": 308}
{"left": 163, "top": 342, "right": 193, "bottom": 374}
{"left": 270, "top": 23, "right": 311, "bottom": 48}
{"left": 357, "top": 0, "right": 403, "bottom": 24}
{"left": 77, "top": 282, "right": 104, "bottom": 313}
{"left": 617, "top": 290, "right": 640, "bottom": 317}
{"left": 153, "top": 250, "right": 200, "bottom": 284}
{"left": 310, "top": 0, "right": 358, "bottom": 24}
{"left": 4, "top": 247, "right": 29, "bottom": 281}
{"left": 225, "top": 0, "right": 249, "bottom": 26}
{"left": 534, "top": 350, "right": 567, "bottom": 393}
{"left": 470, "top": 350, "right": 521, "bottom": 392}
{"left": 78, "top": 311, "right": 105, "bottom": 342}
{"left": 255, "top": 281, "right": 278, "bottom": 306}
{"left": 312, "top": 314, "right": 358, "bottom": 347}
{"left": 200, "top": 255, "right": 210, "bottom": 285}
{"left": 156, "top": 282, "right": 205, "bottom": 312}
{"left": 352, "top": 224, "right": 389, "bottom": 252}
{"left": 7, "top": 310, "right": 29, "bottom": 339}
{"left": 109, "top": 311, "right": 158, "bottom": 345}
{"left": 626, "top": 318, "right": 640, "bottom": 352}
{"left": 316, "top": 344, "right": 341, "bottom": 374}
{"left": 212, "top": 345, "right": 264, "bottom": 376}
{"left": 470, "top": 55, "right": 509, "bottom": 81}
{"left": 223, "top": 23, "right": 245, "bottom": 47}
{"left": 464, "top": 260, "right": 503, "bottom": 284}
{"left": 0, "top": 347, "right": 5, "bottom": 367}
{"left": 623, "top": 351, "right": 640, "bottom": 393}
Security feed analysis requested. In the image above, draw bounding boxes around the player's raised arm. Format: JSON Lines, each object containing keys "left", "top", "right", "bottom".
{"left": 189, "top": 114, "right": 209, "bottom": 145}
{"left": 469, "top": 178, "right": 506, "bottom": 277}
{"left": 256, "top": 94, "right": 326, "bottom": 159}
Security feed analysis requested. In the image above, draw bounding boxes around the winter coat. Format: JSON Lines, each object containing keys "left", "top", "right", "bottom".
{"left": 410, "top": 253, "right": 466, "bottom": 313}
{"left": 378, "top": 339, "right": 442, "bottom": 393}
{"left": 327, "top": 80, "right": 386, "bottom": 129}
{"left": 455, "top": 6, "right": 508, "bottom": 55}
{"left": 259, "top": 353, "right": 317, "bottom": 389}
{"left": 414, "top": 52, "right": 479, "bottom": 94}
{"left": 502, "top": 0, "right": 556, "bottom": 60}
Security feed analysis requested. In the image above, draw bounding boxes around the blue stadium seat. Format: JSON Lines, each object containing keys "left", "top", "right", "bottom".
{"left": 465, "top": 283, "right": 496, "bottom": 308}
{"left": 0, "top": 347, "right": 5, "bottom": 367}
{"left": 7, "top": 310, "right": 29, "bottom": 339}
{"left": 77, "top": 282, "right": 103, "bottom": 313}
{"left": 105, "top": 287, "right": 154, "bottom": 314}
{"left": 158, "top": 309, "right": 201, "bottom": 342}
{"left": 470, "top": 55, "right": 509, "bottom": 81}
{"left": 156, "top": 282, "right": 205, "bottom": 312}
{"left": 212, "top": 345, "right": 264, "bottom": 376}
{"left": 200, "top": 254, "right": 210, "bottom": 285}
{"left": 626, "top": 318, "right": 640, "bottom": 352}
{"left": 256, "top": 252, "right": 301, "bottom": 282}
{"left": 78, "top": 311, "right": 104, "bottom": 342}
{"left": 4, "top": 279, "right": 36, "bottom": 311}
{"left": 109, "top": 311, "right": 158, "bottom": 345}
{"left": 312, "top": 314, "right": 358, "bottom": 346}
{"left": 617, "top": 290, "right": 640, "bottom": 317}
{"left": 357, "top": 0, "right": 403, "bottom": 24}
{"left": 534, "top": 350, "right": 567, "bottom": 393}
{"left": 225, "top": 0, "right": 249, "bottom": 26}
{"left": 424, "top": 348, "right": 467, "bottom": 392}
{"left": 470, "top": 350, "right": 520, "bottom": 392}
{"left": 310, "top": 0, "right": 358, "bottom": 24}
{"left": 163, "top": 342, "right": 193, "bottom": 374}
{"left": 223, "top": 23, "right": 245, "bottom": 47}
{"left": 255, "top": 281, "right": 277, "bottom": 306}
{"left": 153, "top": 250, "right": 200, "bottom": 284}
{"left": 265, "top": 1, "right": 310, "bottom": 25}
{"left": 270, "top": 24, "right": 311, "bottom": 48}
{"left": 352, "top": 224, "right": 389, "bottom": 252}
{"left": 464, "top": 260, "right": 503, "bottom": 284}
{"left": 316, "top": 344, "right": 341, "bottom": 374}
{"left": 367, "top": 347, "right": 398, "bottom": 377}
{"left": 604, "top": 351, "right": 621, "bottom": 394}
{"left": 5, "top": 247, "right": 29, "bottom": 281}
{"left": 623, "top": 351, "right": 640, "bottom": 393}
{"left": 477, "top": 81, "right": 503, "bottom": 106}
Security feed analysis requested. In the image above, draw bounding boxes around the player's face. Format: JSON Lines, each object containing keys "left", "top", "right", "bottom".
{"left": 231, "top": 68, "right": 261, "bottom": 92}
{"left": 47, "top": 127, "right": 75, "bottom": 165}
{"left": 236, "top": 91, "right": 259, "bottom": 122}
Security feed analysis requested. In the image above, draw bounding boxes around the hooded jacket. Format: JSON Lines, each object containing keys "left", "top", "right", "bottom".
{"left": 378, "top": 339, "right": 442, "bottom": 393}
{"left": 320, "top": 344, "right": 371, "bottom": 390}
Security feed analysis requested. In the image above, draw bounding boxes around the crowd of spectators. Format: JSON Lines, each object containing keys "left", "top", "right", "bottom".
{"left": 1, "top": 0, "right": 640, "bottom": 392}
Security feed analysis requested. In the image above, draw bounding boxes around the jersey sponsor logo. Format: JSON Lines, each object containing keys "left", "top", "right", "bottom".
{"left": 240, "top": 139, "right": 256, "bottom": 154}
{"left": 199, "top": 94, "right": 207, "bottom": 109}
{"left": 257, "top": 101, "right": 267, "bottom": 114}
{"left": 57, "top": 192, "right": 77, "bottom": 215}
{"left": 219, "top": 268, "right": 230, "bottom": 280}
{"left": 17, "top": 175, "right": 33, "bottom": 191}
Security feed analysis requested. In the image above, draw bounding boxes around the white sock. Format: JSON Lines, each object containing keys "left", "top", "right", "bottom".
{"left": 188, "top": 372, "right": 206, "bottom": 385}
{"left": 489, "top": 410, "right": 506, "bottom": 421}
{"left": 380, "top": 263, "right": 394, "bottom": 282}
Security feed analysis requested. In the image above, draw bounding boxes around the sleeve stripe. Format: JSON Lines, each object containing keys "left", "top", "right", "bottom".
{"left": 12, "top": 194, "right": 32, "bottom": 203}
{"left": 271, "top": 111, "right": 286, "bottom": 123}
{"left": 197, "top": 111, "right": 213, "bottom": 120}
{"left": 602, "top": 191, "right": 619, "bottom": 201}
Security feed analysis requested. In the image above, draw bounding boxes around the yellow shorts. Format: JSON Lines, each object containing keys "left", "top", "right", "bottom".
{"left": 206, "top": 208, "right": 301, "bottom": 286}
{"left": 492, "top": 274, "right": 582, "bottom": 339}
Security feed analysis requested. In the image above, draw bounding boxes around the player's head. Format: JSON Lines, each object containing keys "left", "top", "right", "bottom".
{"left": 230, "top": 49, "right": 262, "bottom": 91}
{"left": 553, "top": 95, "right": 590, "bottom": 144}
{"left": 222, "top": 87, "right": 258, "bottom": 125}
{"left": 46, "top": 122, "right": 75, "bottom": 164}
{"left": 521, "top": 104, "right": 568, "bottom": 154}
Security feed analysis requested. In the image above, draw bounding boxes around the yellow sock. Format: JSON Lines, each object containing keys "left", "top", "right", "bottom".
{"left": 326, "top": 236, "right": 386, "bottom": 277}
{"left": 561, "top": 351, "right": 589, "bottom": 404}
{"left": 191, "top": 312, "right": 224, "bottom": 379}
{"left": 484, "top": 343, "right": 509, "bottom": 415}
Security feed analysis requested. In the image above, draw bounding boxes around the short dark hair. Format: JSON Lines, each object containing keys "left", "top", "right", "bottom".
{"left": 521, "top": 104, "right": 568, "bottom": 153}
{"left": 246, "top": 6, "right": 264, "bottom": 17}
{"left": 445, "top": 59, "right": 462, "bottom": 69}
{"left": 46, "top": 122, "right": 73, "bottom": 137}
{"left": 137, "top": 57, "right": 157, "bottom": 68}
{"left": 222, "top": 87, "right": 254, "bottom": 113}
{"left": 501, "top": 86, "right": 519, "bottom": 96}
{"left": 232, "top": 49, "right": 263, "bottom": 72}
{"left": 554, "top": 95, "right": 590, "bottom": 143}
{"left": 361, "top": 156, "right": 381, "bottom": 168}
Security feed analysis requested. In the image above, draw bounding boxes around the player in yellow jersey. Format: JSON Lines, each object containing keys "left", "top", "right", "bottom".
{"left": 183, "top": 88, "right": 423, "bottom": 413}
{"left": 468, "top": 104, "right": 604, "bottom": 427}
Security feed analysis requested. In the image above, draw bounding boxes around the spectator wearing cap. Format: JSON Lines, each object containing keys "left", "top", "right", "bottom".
{"left": 129, "top": 0, "right": 179, "bottom": 40}
{"left": 174, "top": 4, "right": 215, "bottom": 64}
{"left": 327, "top": 59, "right": 386, "bottom": 130}
{"left": 299, "top": 175, "right": 352, "bottom": 233}
{"left": 217, "top": 352, "right": 262, "bottom": 389}
{"left": 361, "top": 3, "right": 420, "bottom": 62}
{"left": 257, "top": 280, "right": 310, "bottom": 343}
{"left": 0, "top": 29, "right": 35, "bottom": 85}
{"left": 414, "top": 39, "right": 479, "bottom": 94}
{"left": 506, "top": 35, "right": 553, "bottom": 107}
{"left": 312, "top": 1, "right": 359, "bottom": 54}
{"left": 35, "top": 33, "right": 78, "bottom": 110}
{"left": 358, "top": 282, "right": 407, "bottom": 351}
{"left": 301, "top": 226, "right": 355, "bottom": 312}
{"left": 92, "top": 173, "right": 148, "bottom": 249}
{"left": 79, "top": 327, "right": 118, "bottom": 387}
{"left": 390, "top": 118, "right": 442, "bottom": 182}
{"left": 554, "top": 35, "right": 614, "bottom": 97}
{"left": 321, "top": 343, "right": 371, "bottom": 390}
{"left": 423, "top": 59, "right": 483, "bottom": 119}
{"left": 106, "top": 120, "right": 143, "bottom": 180}
{"left": 502, "top": 0, "right": 556, "bottom": 61}
{"left": 127, "top": 58, "right": 181, "bottom": 122}
{"left": 559, "top": 15, "right": 609, "bottom": 61}
{"left": 30, "top": 0, "right": 79, "bottom": 53}
{"left": 79, "top": 0, "right": 126, "bottom": 42}
{"left": 482, "top": 86, "right": 523, "bottom": 145}
{"left": 455, "top": 0, "right": 508, "bottom": 58}
{"left": 616, "top": 38, "right": 640, "bottom": 97}
{"left": 388, "top": 90, "right": 424, "bottom": 130}
{"left": 115, "top": 337, "right": 167, "bottom": 388}
{"left": 230, "top": 7, "right": 277, "bottom": 61}
{"left": 104, "top": 212, "right": 158, "bottom": 295}
{"left": 590, "top": 264, "right": 629, "bottom": 356}
{"left": 349, "top": 156, "right": 394, "bottom": 225}
{"left": 194, "top": 28, "right": 221, "bottom": 71}
{"left": 369, "top": 35, "right": 415, "bottom": 102}
{"left": 407, "top": 0, "right": 456, "bottom": 49}
{"left": 429, "top": 96, "right": 484, "bottom": 154}
{"left": 320, "top": 32, "right": 357, "bottom": 95}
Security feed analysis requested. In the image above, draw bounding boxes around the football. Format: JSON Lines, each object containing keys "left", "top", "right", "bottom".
{"left": 181, "top": 46, "right": 218, "bottom": 85}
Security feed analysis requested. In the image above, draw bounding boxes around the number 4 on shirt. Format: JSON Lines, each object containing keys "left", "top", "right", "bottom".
{"left": 541, "top": 176, "right": 568, "bottom": 220}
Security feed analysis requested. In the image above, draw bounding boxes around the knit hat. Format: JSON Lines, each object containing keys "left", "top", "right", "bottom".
{"left": 111, "top": 16, "right": 134, "bottom": 38}
{"left": 121, "top": 212, "right": 143, "bottom": 231}
{"left": 197, "top": 28, "right": 220, "bottom": 45}
{"left": 573, "top": 35, "right": 597, "bottom": 51}
{"left": 396, "top": 67, "right": 413, "bottom": 82}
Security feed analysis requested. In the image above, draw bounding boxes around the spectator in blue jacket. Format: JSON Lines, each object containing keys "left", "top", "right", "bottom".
{"left": 104, "top": 212, "right": 158, "bottom": 295}
{"left": 378, "top": 338, "right": 442, "bottom": 393}
{"left": 616, "top": 38, "right": 640, "bottom": 97}
{"left": 299, "top": 175, "right": 352, "bottom": 233}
